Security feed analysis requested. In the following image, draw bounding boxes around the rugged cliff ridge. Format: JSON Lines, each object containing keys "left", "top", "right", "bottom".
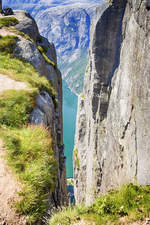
{"left": 74, "top": 0, "right": 150, "bottom": 205}
{"left": 0, "top": 10, "right": 67, "bottom": 224}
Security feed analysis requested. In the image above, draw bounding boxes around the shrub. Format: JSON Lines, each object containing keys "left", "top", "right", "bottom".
{"left": 0, "top": 17, "right": 19, "bottom": 28}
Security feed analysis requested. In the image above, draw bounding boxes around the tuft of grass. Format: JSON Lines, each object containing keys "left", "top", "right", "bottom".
{"left": 86, "top": 65, "right": 89, "bottom": 73}
{"left": 108, "top": 0, "right": 113, "bottom": 5}
{"left": 0, "top": 35, "right": 18, "bottom": 55}
{"left": 49, "top": 184, "right": 150, "bottom": 225}
{"left": 0, "top": 17, "right": 19, "bottom": 28}
{"left": 0, "top": 125, "right": 57, "bottom": 223}
{"left": 0, "top": 89, "right": 36, "bottom": 128}
{"left": 73, "top": 148, "right": 79, "bottom": 168}
{"left": 67, "top": 178, "right": 74, "bottom": 186}
{"left": 80, "top": 93, "right": 85, "bottom": 100}
{"left": 37, "top": 45, "right": 56, "bottom": 69}
{"left": 49, "top": 205, "right": 86, "bottom": 225}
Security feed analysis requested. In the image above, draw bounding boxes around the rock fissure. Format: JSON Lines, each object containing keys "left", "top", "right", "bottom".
{"left": 134, "top": 118, "right": 138, "bottom": 179}
{"left": 121, "top": 104, "right": 134, "bottom": 139}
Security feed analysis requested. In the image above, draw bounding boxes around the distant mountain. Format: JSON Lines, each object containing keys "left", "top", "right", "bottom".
{"left": 4, "top": 0, "right": 106, "bottom": 94}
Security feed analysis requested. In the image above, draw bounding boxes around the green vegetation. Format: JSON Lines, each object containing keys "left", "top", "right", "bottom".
{"left": 73, "top": 148, "right": 79, "bottom": 168}
{"left": 0, "top": 17, "right": 19, "bottom": 28}
{"left": 86, "top": 65, "right": 89, "bottom": 73}
{"left": 67, "top": 178, "right": 74, "bottom": 186}
{"left": 0, "top": 89, "right": 36, "bottom": 128}
{"left": 108, "top": 0, "right": 113, "bottom": 5}
{"left": 37, "top": 45, "right": 56, "bottom": 69}
{"left": 0, "top": 30, "right": 58, "bottom": 222}
{"left": 0, "top": 35, "right": 18, "bottom": 55}
{"left": 49, "top": 184, "right": 150, "bottom": 225}
{"left": 80, "top": 93, "right": 85, "bottom": 100}
{"left": 0, "top": 125, "right": 57, "bottom": 223}
{"left": 49, "top": 205, "right": 86, "bottom": 225}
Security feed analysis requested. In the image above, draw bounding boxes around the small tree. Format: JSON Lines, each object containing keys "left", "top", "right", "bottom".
{"left": 0, "top": 0, "right": 2, "bottom": 13}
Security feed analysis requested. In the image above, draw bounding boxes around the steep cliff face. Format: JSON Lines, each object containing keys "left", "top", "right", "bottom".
{"left": 0, "top": 10, "right": 67, "bottom": 224}
{"left": 74, "top": 0, "right": 150, "bottom": 205}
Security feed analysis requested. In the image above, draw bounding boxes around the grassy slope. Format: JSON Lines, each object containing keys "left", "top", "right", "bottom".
{"left": 0, "top": 17, "right": 57, "bottom": 223}
{"left": 49, "top": 184, "right": 150, "bottom": 225}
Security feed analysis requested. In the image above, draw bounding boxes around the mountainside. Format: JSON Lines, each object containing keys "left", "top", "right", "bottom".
{"left": 74, "top": 0, "right": 150, "bottom": 205}
{"left": 0, "top": 11, "right": 67, "bottom": 224}
{"left": 4, "top": 0, "right": 106, "bottom": 94}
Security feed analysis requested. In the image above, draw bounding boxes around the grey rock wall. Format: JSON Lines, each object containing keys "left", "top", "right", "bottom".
{"left": 74, "top": 0, "right": 150, "bottom": 205}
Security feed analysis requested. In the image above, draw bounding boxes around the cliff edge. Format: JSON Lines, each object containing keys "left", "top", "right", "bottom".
{"left": 0, "top": 10, "right": 67, "bottom": 224}
{"left": 74, "top": 0, "right": 150, "bottom": 205}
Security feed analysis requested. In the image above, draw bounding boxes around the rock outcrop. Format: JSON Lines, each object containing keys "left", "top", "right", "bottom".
{"left": 0, "top": 10, "right": 67, "bottom": 224}
{"left": 74, "top": 0, "right": 150, "bottom": 205}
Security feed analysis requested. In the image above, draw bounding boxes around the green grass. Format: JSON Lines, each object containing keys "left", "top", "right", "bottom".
{"left": 0, "top": 35, "right": 18, "bottom": 55}
{"left": 49, "top": 184, "right": 150, "bottom": 225}
{"left": 0, "top": 125, "right": 57, "bottom": 223}
{"left": 49, "top": 205, "right": 86, "bottom": 225}
{"left": 0, "top": 89, "right": 36, "bottom": 128}
{"left": 67, "top": 178, "right": 74, "bottom": 186}
{"left": 73, "top": 148, "right": 79, "bottom": 168}
{"left": 37, "top": 45, "right": 56, "bottom": 69}
{"left": 0, "top": 17, "right": 19, "bottom": 28}
{"left": 80, "top": 93, "right": 85, "bottom": 100}
{"left": 89, "top": 184, "right": 150, "bottom": 224}
{"left": 86, "top": 65, "right": 89, "bottom": 73}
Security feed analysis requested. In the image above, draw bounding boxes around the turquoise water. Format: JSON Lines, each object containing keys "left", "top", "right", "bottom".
{"left": 63, "top": 81, "right": 78, "bottom": 178}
